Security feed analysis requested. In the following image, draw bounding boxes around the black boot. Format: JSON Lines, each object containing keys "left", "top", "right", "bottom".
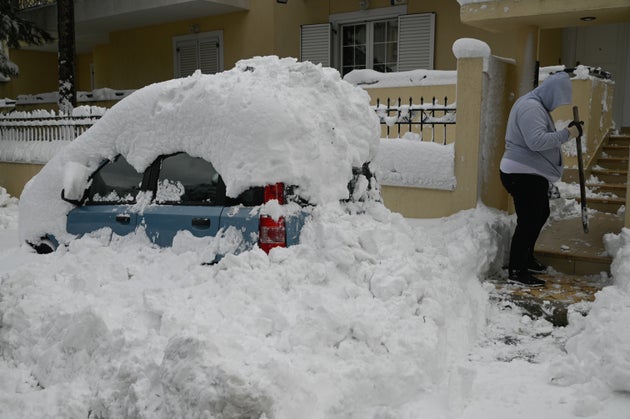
{"left": 527, "top": 257, "right": 548, "bottom": 274}
{"left": 508, "top": 270, "right": 546, "bottom": 287}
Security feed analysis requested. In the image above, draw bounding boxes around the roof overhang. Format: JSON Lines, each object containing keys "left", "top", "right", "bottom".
{"left": 460, "top": 0, "right": 630, "bottom": 32}
{"left": 20, "top": 0, "right": 250, "bottom": 53}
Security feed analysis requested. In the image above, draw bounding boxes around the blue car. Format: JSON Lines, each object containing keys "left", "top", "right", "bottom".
{"left": 31, "top": 151, "right": 374, "bottom": 258}
{"left": 20, "top": 57, "right": 381, "bottom": 256}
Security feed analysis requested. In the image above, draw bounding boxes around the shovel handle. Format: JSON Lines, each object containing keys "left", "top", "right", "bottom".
{"left": 572, "top": 105, "right": 589, "bottom": 233}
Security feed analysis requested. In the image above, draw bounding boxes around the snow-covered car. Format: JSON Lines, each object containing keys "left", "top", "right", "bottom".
{"left": 19, "top": 56, "right": 381, "bottom": 257}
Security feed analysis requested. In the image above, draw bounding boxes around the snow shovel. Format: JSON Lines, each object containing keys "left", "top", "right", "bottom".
{"left": 571, "top": 106, "right": 588, "bottom": 233}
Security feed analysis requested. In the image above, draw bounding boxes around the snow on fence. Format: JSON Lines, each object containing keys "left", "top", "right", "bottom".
{"left": 0, "top": 107, "right": 105, "bottom": 163}
{"left": 0, "top": 108, "right": 103, "bottom": 142}
{"left": 374, "top": 96, "right": 456, "bottom": 144}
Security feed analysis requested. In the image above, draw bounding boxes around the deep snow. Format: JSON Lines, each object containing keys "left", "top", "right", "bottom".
{"left": 1, "top": 53, "right": 630, "bottom": 418}
{"left": 1, "top": 185, "right": 630, "bottom": 418}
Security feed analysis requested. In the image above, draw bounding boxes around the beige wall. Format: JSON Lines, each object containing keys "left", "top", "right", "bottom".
{"left": 554, "top": 78, "right": 615, "bottom": 177}
{"left": 0, "top": 162, "right": 42, "bottom": 198}
{"left": 0, "top": 49, "right": 57, "bottom": 98}
{"left": 1, "top": 0, "right": 564, "bottom": 97}
{"left": 378, "top": 54, "right": 514, "bottom": 218}
{"left": 365, "top": 85, "right": 457, "bottom": 142}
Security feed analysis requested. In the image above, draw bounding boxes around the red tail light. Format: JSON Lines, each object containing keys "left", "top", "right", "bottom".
{"left": 264, "top": 182, "right": 285, "bottom": 204}
{"left": 259, "top": 183, "right": 286, "bottom": 253}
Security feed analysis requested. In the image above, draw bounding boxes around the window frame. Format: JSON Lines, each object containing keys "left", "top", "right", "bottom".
{"left": 340, "top": 18, "right": 399, "bottom": 76}
{"left": 83, "top": 155, "right": 147, "bottom": 205}
{"left": 172, "top": 30, "right": 224, "bottom": 78}
{"left": 329, "top": 5, "right": 406, "bottom": 72}
{"left": 152, "top": 152, "right": 226, "bottom": 206}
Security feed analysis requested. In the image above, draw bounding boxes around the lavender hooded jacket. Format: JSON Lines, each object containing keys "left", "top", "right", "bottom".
{"left": 501, "top": 72, "right": 573, "bottom": 182}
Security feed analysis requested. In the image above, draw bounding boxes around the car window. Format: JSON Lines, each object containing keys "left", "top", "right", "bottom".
{"left": 156, "top": 153, "right": 223, "bottom": 204}
{"left": 85, "top": 155, "right": 143, "bottom": 204}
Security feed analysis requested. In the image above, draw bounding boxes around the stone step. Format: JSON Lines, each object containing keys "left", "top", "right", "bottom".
{"left": 487, "top": 272, "right": 612, "bottom": 326}
{"left": 586, "top": 182, "right": 626, "bottom": 198}
{"left": 609, "top": 133, "right": 630, "bottom": 146}
{"left": 577, "top": 196, "right": 625, "bottom": 213}
{"left": 596, "top": 156, "right": 629, "bottom": 170}
{"left": 535, "top": 246, "right": 612, "bottom": 275}
{"left": 590, "top": 168, "right": 628, "bottom": 183}
{"left": 601, "top": 144, "right": 630, "bottom": 158}
{"left": 534, "top": 212, "right": 622, "bottom": 275}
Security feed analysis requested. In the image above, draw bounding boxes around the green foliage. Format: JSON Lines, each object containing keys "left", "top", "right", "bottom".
{"left": 0, "top": 0, "right": 53, "bottom": 77}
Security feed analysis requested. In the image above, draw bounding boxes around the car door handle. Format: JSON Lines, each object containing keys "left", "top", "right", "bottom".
{"left": 192, "top": 217, "right": 211, "bottom": 229}
{"left": 115, "top": 214, "right": 131, "bottom": 225}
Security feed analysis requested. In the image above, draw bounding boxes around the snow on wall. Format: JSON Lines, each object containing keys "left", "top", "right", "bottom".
{"left": 374, "top": 138, "right": 456, "bottom": 190}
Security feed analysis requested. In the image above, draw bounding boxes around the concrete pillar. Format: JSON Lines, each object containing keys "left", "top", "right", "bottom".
{"left": 515, "top": 25, "right": 539, "bottom": 96}
{"left": 454, "top": 55, "right": 485, "bottom": 209}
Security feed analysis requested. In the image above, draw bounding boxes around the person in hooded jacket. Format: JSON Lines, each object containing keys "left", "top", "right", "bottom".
{"left": 500, "top": 71, "right": 580, "bottom": 287}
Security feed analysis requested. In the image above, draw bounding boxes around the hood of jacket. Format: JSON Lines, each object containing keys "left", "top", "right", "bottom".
{"left": 531, "top": 71, "right": 572, "bottom": 112}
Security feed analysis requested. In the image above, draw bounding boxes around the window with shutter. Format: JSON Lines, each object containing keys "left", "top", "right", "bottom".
{"left": 300, "top": 24, "right": 331, "bottom": 67}
{"left": 173, "top": 31, "right": 223, "bottom": 78}
{"left": 398, "top": 13, "right": 435, "bottom": 71}
{"left": 303, "top": 8, "right": 435, "bottom": 75}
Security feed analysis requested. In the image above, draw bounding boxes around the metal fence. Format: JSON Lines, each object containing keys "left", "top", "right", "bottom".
{"left": 15, "top": 0, "right": 55, "bottom": 10}
{"left": 0, "top": 115, "right": 100, "bottom": 142}
{"left": 374, "top": 96, "right": 456, "bottom": 144}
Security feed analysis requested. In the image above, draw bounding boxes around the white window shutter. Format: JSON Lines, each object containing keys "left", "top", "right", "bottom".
{"left": 398, "top": 13, "right": 435, "bottom": 71}
{"left": 300, "top": 23, "right": 331, "bottom": 67}
{"left": 176, "top": 39, "right": 199, "bottom": 77}
{"left": 199, "top": 39, "right": 219, "bottom": 74}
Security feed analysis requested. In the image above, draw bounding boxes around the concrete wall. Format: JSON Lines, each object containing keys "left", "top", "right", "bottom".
{"left": 375, "top": 52, "right": 515, "bottom": 218}
{"left": 366, "top": 84, "right": 457, "bottom": 143}
{"left": 552, "top": 77, "right": 615, "bottom": 180}
{"left": 1, "top": 0, "right": 563, "bottom": 99}
{"left": 0, "top": 162, "right": 42, "bottom": 198}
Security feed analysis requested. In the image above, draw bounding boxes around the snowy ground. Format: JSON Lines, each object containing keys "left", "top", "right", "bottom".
{"left": 1, "top": 187, "right": 629, "bottom": 418}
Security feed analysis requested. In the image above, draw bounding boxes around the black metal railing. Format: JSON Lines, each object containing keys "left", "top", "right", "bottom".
{"left": 16, "top": 0, "right": 55, "bottom": 10}
{"left": 374, "top": 96, "right": 456, "bottom": 144}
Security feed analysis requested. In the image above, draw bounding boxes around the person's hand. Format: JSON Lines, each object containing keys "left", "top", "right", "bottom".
{"left": 567, "top": 124, "right": 580, "bottom": 139}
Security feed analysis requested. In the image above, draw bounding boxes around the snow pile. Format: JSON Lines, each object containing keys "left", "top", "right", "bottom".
{"left": 0, "top": 187, "right": 18, "bottom": 229}
{"left": 344, "top": 68, "right": 456, "bottom": 88}
{"left": 18, "top": 56, "right": 381, "bottom": 244}
{"left": 374, "top": 138, "right": 456, "bottom": 190}
{"left": 547, "top": 228, "right": 630, "bottom": 415}
{"left": 0, "top": 201, "right": 510, "bottom": 418}
{"left": 452, "top": 38, "right": 491, "bottom": 59}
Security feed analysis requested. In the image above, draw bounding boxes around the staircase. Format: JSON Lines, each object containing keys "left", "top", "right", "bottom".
{"left": 535, "top": 130, "right": 630, "bottom": 276}
{"left": 489, "top": 130, "right": 630, "bottom": 326}
{"left": 587, "top": 132, "right": 630, "bottom": 213}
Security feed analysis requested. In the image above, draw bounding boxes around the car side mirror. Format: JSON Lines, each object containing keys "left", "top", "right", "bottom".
{"left": 61, "top": 161, "right": 91, "bottom": 206}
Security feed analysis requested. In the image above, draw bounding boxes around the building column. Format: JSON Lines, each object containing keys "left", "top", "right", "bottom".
{"left": 515, "top": 25, "right": 539, "bottom": 96}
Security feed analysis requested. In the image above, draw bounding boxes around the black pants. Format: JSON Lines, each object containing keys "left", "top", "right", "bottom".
{"left": 500, "top": 171, "right": 550, "bottom": 272}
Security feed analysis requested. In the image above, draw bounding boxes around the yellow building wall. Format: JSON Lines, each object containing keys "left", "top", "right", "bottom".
{"left": 89, "top": 5, "right": 278, "bottom": 89}
{"left": 553, "top": 78, "right": 615, "bottom": 177}
{"left": 274, "top": 0, "right": 330, "bottom": 59}
{"left": 0, "top": 162, "right": 43, "bottom": 198}
{"left": 0, "top": 49, "right": 57, "bottom": 99}
{"left": 1, "top": 0, "right": 564, "bottom": 96}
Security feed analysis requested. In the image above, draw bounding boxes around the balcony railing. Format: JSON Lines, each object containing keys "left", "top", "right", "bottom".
{"left": 16, "top": 0, "right": 55, "bottom": 10}
{"left": 373, "top": 96, "right": 456, "bottom": 144}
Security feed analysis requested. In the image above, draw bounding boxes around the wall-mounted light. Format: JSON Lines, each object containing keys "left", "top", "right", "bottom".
{"left": 360, "top": 0, "right": 369, "bottom": 10}
{"left": 277, "top": 0, "right": 288, "bottom": 3}
{"left": 580, "top": 16, "right": 596, "bottom": 21}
